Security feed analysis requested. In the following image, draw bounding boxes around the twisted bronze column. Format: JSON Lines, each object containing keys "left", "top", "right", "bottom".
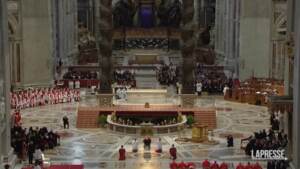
{"left": 98, "top": 0, "right": 113, "bottom": 93}
{"left": 181, "top": 0, "right": 195, "bottom": 94}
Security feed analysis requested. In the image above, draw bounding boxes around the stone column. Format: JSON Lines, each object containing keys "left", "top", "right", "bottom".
{"left": 181, "top": 0, "right": 195, "bottom": 94}
{"left": 0, "top": 0, "right": 15, "bottom": 167}
{"left": 20, "top": 0, "right": 55, "bottom": 87}
{"left": 194, "top": 0, "right": 199, "bottom": 27}
{"left": 98, "top": 0, "right": 113, "bottom": 93}
{"left": 285, "top": 0, "right": 296, "bottom": 95}
{"left": 292, "top": 0, "right": 300, "bottom": 167}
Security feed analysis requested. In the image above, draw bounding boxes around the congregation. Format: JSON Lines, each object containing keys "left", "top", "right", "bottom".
{"left": 113, "top": 69, "right": 136, "bottom": 87}
{"left": 244, "top": 129, "right": 288, "bottom": 163}
{"left": 266, "top": 160, "right": 289, "bottom": 169}
{"left": 194, "top": 63, "right": 231, "bottom": 94}
{"left": 10, "top": 88, "right": 80, "bottom": 110}
{"left": 157, "top": 63, "right": 179, "bottom": 86}
{"left": 63, "top": 70, "right": 98, "bottom": 80}
{"left": 11, "top": 125, "right": 60, "bottom": 165}
{"left": 244, "top": 129, "right": 288, "bottom": 150}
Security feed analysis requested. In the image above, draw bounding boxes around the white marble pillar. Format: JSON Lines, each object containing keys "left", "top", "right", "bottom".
{"left": 292, "top": 0, "right": 300, "bottom": 167}
{"left": 0, "top": 0, "right": 15, "bottom": 167}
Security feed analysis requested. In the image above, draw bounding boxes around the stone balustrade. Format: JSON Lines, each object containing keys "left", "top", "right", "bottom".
{"left": 107, "top": 115, "right": 187, "bottom": 135}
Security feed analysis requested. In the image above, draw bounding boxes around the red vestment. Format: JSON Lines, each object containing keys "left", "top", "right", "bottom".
{"left": 14, "top": 112, "right": 21, "bottom": 125}
{"left": 202, "top": 159, "right": 210, "bottom": 169}
{"left": 186, "top": 162, "right": 195, "bottom": 169}
{"left": 245, "top": 164, "right": 253, "bottom": 169}
{"left": 220, "top": 162, "right": 229, "bottom": 169}
{"left": 211, "top": 162, "right": 219, "bottom": 169}
{"left": 169, "top": 147, "right": 177, "bottom": 160}
{"left": 178, "top": 162, "right": 187, "bottom": 169}
{"left": 170, "top": 161, "right": 178, "bottom": 169}
{"left": 236, "top": 163, "right": 245, "bottom": 169}
{"left": 253, "top": 163, "right": 262, "bottom": 169}
{"left": 119, "top": 148, "right": 126, "bottom": 160}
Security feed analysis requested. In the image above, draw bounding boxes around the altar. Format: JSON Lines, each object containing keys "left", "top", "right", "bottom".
{"left": 113, "top": 88, "right": 179, "bottom": 106}
{"left": 132, "top": 53, "right": 159, "bottom": 64}
{"left": 76, "top": 92, "right": 217, "bottom": 132}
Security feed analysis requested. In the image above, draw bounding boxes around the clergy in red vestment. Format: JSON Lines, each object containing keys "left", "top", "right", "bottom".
{"left": 211, "top": 161, "right": 219, "bottom": 169}
{"left": 169, "top": 144, "right": 177, "bottom": 160}
{"left": 220, "top": 162, "right": 229, "bottom": 169}
{"left": 253, "top": 162, "right": 262, "bottom": 169}
{"left": 202, "top": 159, "right": 210, "bottom": 169}
{"left": 14, "top": 111, "right": 21, "bottom": 126}
{"left": 186, "top": 162, "right": 196, "bottom": 169}
{"left": 169, "top": 160, "right": 178, "bottom": 169}
{"left": 178, "top": 161, "right": 187, "bottom": 169}
{"left": 119, "top": 145, "right": 126, "bottom": 161}
{"left": 245, "top": 162, "right": 253, "bottom": 169}
{"left": 236, "top": 162, "right": 245, "bottom": 169}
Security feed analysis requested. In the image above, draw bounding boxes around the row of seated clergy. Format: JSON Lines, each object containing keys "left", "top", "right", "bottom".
{"left": 11, "top": 88, "right": 80, "bottom": 110}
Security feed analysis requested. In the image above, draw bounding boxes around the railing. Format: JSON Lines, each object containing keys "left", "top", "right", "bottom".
{"left": 107, "top": 115, "right": 187, "bottom": 135}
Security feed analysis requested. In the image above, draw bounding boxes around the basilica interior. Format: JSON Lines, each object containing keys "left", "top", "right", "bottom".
{"left": 0, "top": 0, "right": 300, "bottom": 169}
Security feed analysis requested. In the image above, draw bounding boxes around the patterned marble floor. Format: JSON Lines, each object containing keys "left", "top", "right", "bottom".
{"left": 19, "top": 95, "right": 270, "bottom": 169}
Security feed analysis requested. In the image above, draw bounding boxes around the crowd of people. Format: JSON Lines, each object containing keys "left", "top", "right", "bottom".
{"left": 11, "top": 125, "right": 60, "bottom": 164}
{"left": 113, "top": 69, "right": 136, "bottom": 87}
{"left": 157, "top": 63, "right": 179, "bottom": 86}
{"left": 10, "top": 87, "right": 80, "bottom": 110}
{"left": 170, "top": 160, "right": 196, "bottom": 169}
{"left": 194, "top": 63, "right": 231, "bottom": 94}
{"left": 242, "top": 110, "right": 289, "bottom": 169}
{"left": 201, "top": 160, "right": 265, "bottom": 169}
{"left": 244, "top": 129, "right": 288, "bottom": 156}
{"left": 63, "top": 70, "right": 98, "bottom": 80}
{"left": 266, "top": 160, "right": 289, "bottom": 169}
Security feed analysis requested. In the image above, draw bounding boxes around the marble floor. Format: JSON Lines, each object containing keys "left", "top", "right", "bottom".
{"left": 19, "top": 95, "right": 271, "bottom": 169}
